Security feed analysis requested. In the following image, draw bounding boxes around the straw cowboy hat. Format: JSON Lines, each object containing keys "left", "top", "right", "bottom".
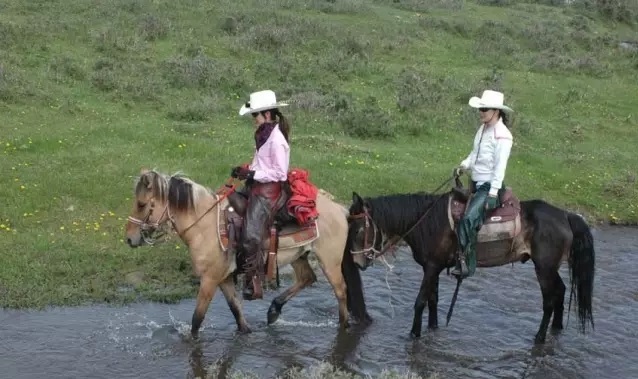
{"left": 468, "top": 90, "right": 513, "bottom": 112}
{"left": 239, "top": 90, "right": 288, "bottom": 116}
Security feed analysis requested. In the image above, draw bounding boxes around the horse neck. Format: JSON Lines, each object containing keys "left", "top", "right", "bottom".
{"left": 171, "top": 193, "right": 219, "bottom": 249}
{"left": 371, "top": 194, "right": 440, "bottom": 238}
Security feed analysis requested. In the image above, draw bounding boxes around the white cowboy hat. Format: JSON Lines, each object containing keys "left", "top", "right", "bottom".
{"left": 238, "top": 89, "right": 288, "bottom": 116}
{"left": 468, "top": 90, "right": 513, "bottom": 112}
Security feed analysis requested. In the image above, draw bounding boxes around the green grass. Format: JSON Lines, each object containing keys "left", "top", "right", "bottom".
{"left": 0, "top": 0, "right": 637, "bottom": 309}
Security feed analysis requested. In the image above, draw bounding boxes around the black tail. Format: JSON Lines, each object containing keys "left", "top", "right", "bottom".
{"left": 341, "top": 233, "right": 372, "bottom": 324}
{"left": 567, "top": 213, "right": 595, "bottom": 333}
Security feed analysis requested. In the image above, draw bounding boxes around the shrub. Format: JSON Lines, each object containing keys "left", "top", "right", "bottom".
{"left": 577, "top": 0, "right": 638, "bottom": 24}
{"left": 338, "top": 96, "right": 396, "bottom": 140}
{"left": 138, "top": 14, "right": 171, "bottom": 42}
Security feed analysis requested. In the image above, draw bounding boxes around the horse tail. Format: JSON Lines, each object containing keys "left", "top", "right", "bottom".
{"left": 567, "top": 212, "right": 595, "bottom": 333}
{"left": 341, "top": 236, "right": 372, "bottom": 325}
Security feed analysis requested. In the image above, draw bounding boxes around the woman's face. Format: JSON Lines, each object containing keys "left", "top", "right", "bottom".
{"left": 479, "top": 108, "right": 498, "bottom": 124}
{"left": 251, "top": 111, "right": 272, "bottom": 127}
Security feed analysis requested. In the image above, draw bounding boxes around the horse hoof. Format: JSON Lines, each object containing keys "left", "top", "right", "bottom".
{"left": 363, "top": 313, "right": 374, "bottom": 325}
{"left": 428, "top": 325, "right": 439, "bottom": 331}
{"left": 267, "top": 310, "right": 280, "bottom": 325}
{"left": 410, "top": 331, "right": 421, "bottom": 339}
{"left": 238, "top": 325, "right": 252, "bottom": 334}
{"left": 534, "top": 334, "right": 546, "bottom": 345}
{"left": 267, "top": 300, "right": 283, "bottom": 325}
{"left": 191, "top": 330, "right": 200, "bottom": 340}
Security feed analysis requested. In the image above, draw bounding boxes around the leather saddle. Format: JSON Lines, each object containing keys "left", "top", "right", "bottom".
{"left": 448, "top": 178, "right": 522, "bottom": 243}
{"left": 221, "top": 183, "right": 319, "bottom": 281}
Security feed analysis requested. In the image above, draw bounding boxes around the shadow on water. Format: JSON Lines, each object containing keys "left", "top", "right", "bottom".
{"left": 1, "top": 226, "right": 638, "bottom": 378}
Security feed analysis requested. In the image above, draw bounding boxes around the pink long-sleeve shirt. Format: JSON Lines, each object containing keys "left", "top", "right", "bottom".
{"left": 249, "top": 124, "right": 290, "bottom": 183}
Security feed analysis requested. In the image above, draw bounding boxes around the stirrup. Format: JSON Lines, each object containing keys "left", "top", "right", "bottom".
{"left": 451, "top": 259, "right": 469, "bottom": 279}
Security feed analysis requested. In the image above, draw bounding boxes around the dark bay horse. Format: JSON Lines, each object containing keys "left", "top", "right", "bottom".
{"left": 341, "top": 181, "right": 595, "bottom": 344}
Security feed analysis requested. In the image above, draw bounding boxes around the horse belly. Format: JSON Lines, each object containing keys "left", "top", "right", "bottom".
{"left": 476, "top": 240, "right": 518, "bottom": 267}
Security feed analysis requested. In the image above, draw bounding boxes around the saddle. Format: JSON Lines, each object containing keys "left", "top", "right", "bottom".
{"left": 218, "top": 184, "right": 319, "bottom": 284}
{"left": 448, "top": 184, "right": 524, "bottom": 267}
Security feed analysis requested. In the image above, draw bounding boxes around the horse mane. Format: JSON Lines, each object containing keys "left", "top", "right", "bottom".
{"left": 134, "top": 169, "right": 211, "bottom": 214}
{"left": 167, "top": 173, "right": 211, "bottom": 213}
{"left": 364, "top": 191, "right": 450, "bottom": 249}
{"left": 135, "top": 169, "right": 169, "bottom": 201}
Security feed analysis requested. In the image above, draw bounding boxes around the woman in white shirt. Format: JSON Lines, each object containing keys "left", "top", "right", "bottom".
{"left": 452, "top": 90, "right": 514, "bottom": 279}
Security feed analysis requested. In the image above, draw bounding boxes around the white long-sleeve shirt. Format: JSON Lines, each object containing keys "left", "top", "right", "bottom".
{"left": 459, "top": 118, "right": 513, "bottom": 197}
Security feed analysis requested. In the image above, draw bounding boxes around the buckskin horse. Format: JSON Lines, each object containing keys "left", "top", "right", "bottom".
{"left": 125, "top": 168, "right": 352, "bottom": 338}
{"left": 341, "top": 175, "right": 595, "bottom": 344}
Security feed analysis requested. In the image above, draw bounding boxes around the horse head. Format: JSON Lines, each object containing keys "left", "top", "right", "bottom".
{"left": 125, "top": 168, "right": 220, "bottom": 248}
{"left": 346, "top": 191, "right": 383, "bottom": 270}
{"left": 125, "top": 168, "right": 171, "bottom": 247}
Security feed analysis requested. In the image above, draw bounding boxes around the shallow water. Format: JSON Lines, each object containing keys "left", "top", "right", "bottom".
{"left": 1, "top": 226, "right": 637, "bottom": 379}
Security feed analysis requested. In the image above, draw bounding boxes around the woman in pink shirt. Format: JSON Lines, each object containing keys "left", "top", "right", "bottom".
{"left": 230, "top": 90, "right": 291, "bottom": 300}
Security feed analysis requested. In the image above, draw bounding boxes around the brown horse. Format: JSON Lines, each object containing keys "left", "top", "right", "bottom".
{"left": 341, "top": 177, "right": 595, "bottom": 344}
{"left": 125, "top": 169, "right": 351, "bottom": 338}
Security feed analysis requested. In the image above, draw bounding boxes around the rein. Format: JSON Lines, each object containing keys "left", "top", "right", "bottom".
{"left": 348, "top": 176, "right": 455, "bottom": 259}
{"left": 175, "top": 178, "right": 237, "bottom": 238}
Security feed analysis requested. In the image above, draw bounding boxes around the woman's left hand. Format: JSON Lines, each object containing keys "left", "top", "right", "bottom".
{"left": 235, "top": 167, "right": 255, "bottom": 180}
{"left": 485, "top": 195, "right": 499, "bottom": 211}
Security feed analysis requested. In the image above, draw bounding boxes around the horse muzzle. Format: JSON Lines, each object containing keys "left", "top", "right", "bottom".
{"left": 126, "top": 235, "right": 143, "bottom": 248}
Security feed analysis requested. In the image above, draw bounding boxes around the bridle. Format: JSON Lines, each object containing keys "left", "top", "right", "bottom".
{"left": 347, "top": 208, "right": 382, "bottom": 260}
{"left": 127, "top": 200, "right": 172, "bottom": 245}
{"left": 127, "top": 178, "right": 237, "bottom": 245}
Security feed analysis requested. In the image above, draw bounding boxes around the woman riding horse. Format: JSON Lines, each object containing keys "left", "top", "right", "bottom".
{"left": 229, "top": 89, "right": 292, "bottom": 300}
{"left": 452, "top": 90, "right": 514, "bottom": 279}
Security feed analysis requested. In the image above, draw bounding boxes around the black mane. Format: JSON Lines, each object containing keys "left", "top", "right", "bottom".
{"left": 168, "top": 175, "right": 196, "bottom": 213}
{"left": 364, "top": 191, "right": 451, "bottom": 254}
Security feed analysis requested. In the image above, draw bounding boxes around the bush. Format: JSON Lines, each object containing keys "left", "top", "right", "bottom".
{"left": 138, "top": 14, "right": 171, "bottom": 42}
{"left": 578, "top": 0, "right": 638, "bottom": 24}
{"left": 338, "top": 96, "right": 396, "bottom": 140}
{"left": 166, "top": 96, "right": 219, "bottom": 122}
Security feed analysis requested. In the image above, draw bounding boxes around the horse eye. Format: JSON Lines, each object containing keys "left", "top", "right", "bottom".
{"left": 137, "top": 201, "right": 146, "bottom": 209}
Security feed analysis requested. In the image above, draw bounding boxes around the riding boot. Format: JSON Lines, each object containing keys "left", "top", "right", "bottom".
{"left": 241, "top": 194, "right": 272, "bottom": 301}
{"left": 453, "top": 183, "right": 490, "bottom": 279}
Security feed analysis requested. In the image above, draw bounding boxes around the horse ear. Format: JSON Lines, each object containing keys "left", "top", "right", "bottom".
{"left": 352, "top": 191, "right": 363, "bottom": 207}
{"left": 140, "top": 167, "right": 150, "bottom": 175}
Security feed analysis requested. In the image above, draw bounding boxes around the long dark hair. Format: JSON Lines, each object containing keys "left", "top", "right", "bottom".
{"left": 499, "top": 110, "right": 511, "bottom": 128}
{"left": 271, "top": 108, "right": 290, "bottom": 142}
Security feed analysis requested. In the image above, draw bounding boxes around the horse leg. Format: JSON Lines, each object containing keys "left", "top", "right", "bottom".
{"left": 411, "top": 263, "right": 437, "bottom": 338}
{"left": 318, "top": 255, "right": 350, "bottom": 329}
{"left": 267, "top": 256, "right": 317, "bottom": 325}
{"left": 551, "top": 271, "right": 566, "bottom": 333}
{"left": 427, "top": 268, "right": 442, "bottom": 330}
{"left": 533, "top": 266, "right": 556, "bottom": 344}
{"left": 191, "top": 275, "right": 219, "bottom": 339}
{"left": 219, "top": 276, "right": 251, "bottom": 333}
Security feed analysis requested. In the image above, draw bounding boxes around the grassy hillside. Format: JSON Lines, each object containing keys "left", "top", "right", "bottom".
{"left": 0, "top": 0, "right": 636, "bottom": 308}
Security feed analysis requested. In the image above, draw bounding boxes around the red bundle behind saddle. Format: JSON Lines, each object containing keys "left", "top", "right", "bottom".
{"left": 287, "top": 168, "right": 319, "bottom": 225}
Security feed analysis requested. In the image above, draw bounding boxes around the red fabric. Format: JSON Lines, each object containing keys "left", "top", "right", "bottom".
{"left": 287, "top": 168, "right": 319, "bottom": 225}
